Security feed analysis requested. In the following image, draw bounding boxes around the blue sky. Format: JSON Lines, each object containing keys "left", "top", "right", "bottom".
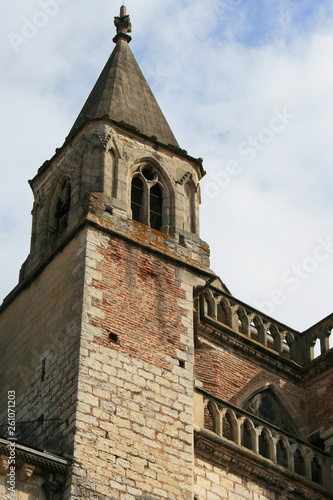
{"left": 1, "top": 0, "right": 333, "bottom": 332}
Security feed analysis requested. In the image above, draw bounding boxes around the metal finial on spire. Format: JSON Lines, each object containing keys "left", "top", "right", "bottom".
{"left": 114, "top": 5, "right": 132, "bottom": 36}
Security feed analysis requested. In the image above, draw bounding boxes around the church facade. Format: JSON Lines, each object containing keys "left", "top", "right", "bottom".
{"left": 0, "top": 6, "right": 332, "bottom": 500}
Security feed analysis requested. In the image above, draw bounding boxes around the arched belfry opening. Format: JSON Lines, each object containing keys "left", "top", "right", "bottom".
{"left": 49, "top": 177, "right": 72, "bottom": 235}
{"left": 130, "top": 162, "right": 172, "bottom": 233}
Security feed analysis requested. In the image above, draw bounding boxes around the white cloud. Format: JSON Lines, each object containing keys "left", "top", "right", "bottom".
{"left": 1, "top": 0, "right": 333, "bottom": 331}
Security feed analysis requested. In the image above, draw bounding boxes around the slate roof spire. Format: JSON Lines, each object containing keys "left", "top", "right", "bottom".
{"left": 69, "top": 5, "right": 179, "bottom": 148}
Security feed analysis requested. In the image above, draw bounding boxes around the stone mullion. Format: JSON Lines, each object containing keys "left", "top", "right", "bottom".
{"left": 304, "top": 449, "right": 312, "bottom": 481}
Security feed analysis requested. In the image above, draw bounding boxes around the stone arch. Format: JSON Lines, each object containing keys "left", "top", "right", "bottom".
{"left": 329, "top": 324, "right": 333, "bottom": 350}
{"left": 90, "top": 145, "right": 103, "bottom": 192}
{"left": 202, "top": 289, "right": 216, "bottom": 319}
{"left": 266, "top": 323, "right": 282, "bottom": 353}
{"left": 204, "top": 400, "right": 221, "bottom": 435}
{"left": 241, "top": 417, "right": 255, "bottom": 451}
{"left": 235, "top": 306, "right": 249, "bottom": 336}
{"left": 184, "top": 180, "right": 197, "bottom": 234}
{"left": 323, "top": 322, "right": 333, "bottom": 352}
{"left": 217, "top": 297, "right": 232, "bottom": 326}
{"left": 276, "top": 436, "right": 290, "bottom": 468}
{"left": 283, "top": 331, "right": 296, "bottom": 360}
{"left": 311, "top": 455, "right": 324, "bottom": 485}
{"left": 258, "top": 427, "right": 274, "bottom": 460}
{"left": 293, "top": 446, "right": 306, "bottom": 477}
{"left": 250, "top": 315, "right": 265, "bottom": 344}
{"left": 129, "top": 158, "right": 174, "bottom": 234}
{"left": 77, "top": 127, "right": 114, "bottom": 195}
{"left": 310, "top": 334, "right": 321, "bottom": 360}
{"left": 107, "top": 144, "right": 120, "bottom": 199}
{"left": 48, "top": 175, "right": 72, "bottom": 236}
{"left": 222, "top": 408, "right": 238, "bottom": 443}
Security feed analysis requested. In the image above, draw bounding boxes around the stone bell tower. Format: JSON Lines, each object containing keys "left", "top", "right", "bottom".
{"left": 19, "top": 5, "right": 206, "bottom": 284}
{"left": 1, "top": 5, "right": 332, "bottom": 500}
{"left": 0, "top": 6, "right": 216, "bottom": 499}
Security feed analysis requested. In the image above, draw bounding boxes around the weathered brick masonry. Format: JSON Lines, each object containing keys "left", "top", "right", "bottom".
{"left": 68, "top": 227, "right": 199, "bottom": 499}
{"left": 195, "top": 348, "right": 307, "bottom": 431}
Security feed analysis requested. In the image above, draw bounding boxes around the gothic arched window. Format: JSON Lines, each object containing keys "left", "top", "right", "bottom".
{"left": 131, "top": 164, "right": 165, "bottom": 232}
{"left": 243, "top": 387, "right": 296, "bottom": 435}
{"left": 54, "top": 179, "right": 71, "bottom": 232}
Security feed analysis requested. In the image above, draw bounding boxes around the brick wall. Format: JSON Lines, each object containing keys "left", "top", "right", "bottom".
{"left": 195, "top": 348, "right": 307, "bottom": 435}
{"left": 305, "top": 367, "right": 333, "bottom": 477}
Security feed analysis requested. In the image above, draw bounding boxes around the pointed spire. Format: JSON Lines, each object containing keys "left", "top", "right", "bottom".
{"left": 68, "top": 6, "right": 179, "bottom": 148}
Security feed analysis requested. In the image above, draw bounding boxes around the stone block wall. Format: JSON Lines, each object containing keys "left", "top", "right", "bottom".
{"left": 0, "top": 480, "right": 45, "bottom": 500}
{"left": 194, "top": 458, "right": 293, "bottom": 500}
{"left": 67, "top": 226, "right": 204, "bottom": 500}
{"left": 0, "top": 232, "right": 86, "bottom": 455}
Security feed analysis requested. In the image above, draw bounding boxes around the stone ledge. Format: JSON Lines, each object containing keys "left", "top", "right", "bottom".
{"left": 0, "top": 438, "right": 71, "bottom": 475}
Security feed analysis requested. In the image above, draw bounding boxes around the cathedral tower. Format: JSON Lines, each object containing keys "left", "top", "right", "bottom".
{"left": 0, "top": 6, "right": 332, "bottom": 500}
{"left": 1, "top": 6, "right": 214, "bottom": 499}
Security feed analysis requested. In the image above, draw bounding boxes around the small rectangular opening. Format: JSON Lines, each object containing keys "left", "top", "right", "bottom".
{"left": 109, "top": 332, "right": 119, "bottom": 343}
{"left": 178, "top": 359, "right": 185, "bottom": 369}
{"left": 41, "top": 358, "right": 46, "bottom": 382}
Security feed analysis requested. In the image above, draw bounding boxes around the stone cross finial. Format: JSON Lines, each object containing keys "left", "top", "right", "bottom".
{"left": 114, "top": 5, "right": 132, "bottom": 34}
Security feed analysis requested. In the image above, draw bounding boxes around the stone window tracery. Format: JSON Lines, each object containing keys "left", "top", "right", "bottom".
{"left": 131, "top": 164, "right": 164, "bottom": 232}
{"left": 243, "top": 388, "right": 296, "bottom": 435}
